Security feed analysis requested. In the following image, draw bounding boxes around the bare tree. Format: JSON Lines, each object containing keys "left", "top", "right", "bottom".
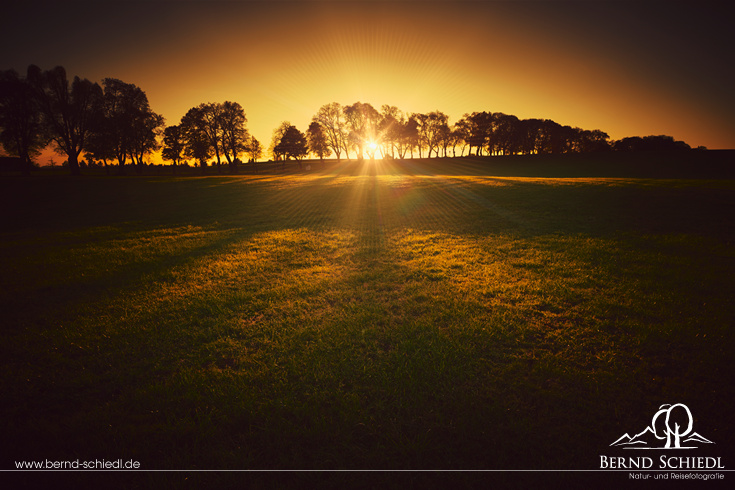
{"left": 313, "top": 102, "right": 349, "bottom": 161}
{"left": 379, "top": 105, "right": 403, "bottom": 159}
{"left": 343, "top": 102, "right": 380, "bottom": 160}
{"left": 246, "top": 136, "right": 262, "bottom": 164}
{"left": 410, "top": 113, "right": 429, "bottom": 158}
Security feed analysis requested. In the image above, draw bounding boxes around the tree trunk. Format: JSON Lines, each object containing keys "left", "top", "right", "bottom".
{"left": 68, "top": 152, "right": 81, "bottom": 176}
{"left": 20, "top": 149, "right": 31, "bottom": 176}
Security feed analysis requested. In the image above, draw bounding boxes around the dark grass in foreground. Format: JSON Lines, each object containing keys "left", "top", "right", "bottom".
{"left": 1, "top": 155, "right": 734, "bottom": 477}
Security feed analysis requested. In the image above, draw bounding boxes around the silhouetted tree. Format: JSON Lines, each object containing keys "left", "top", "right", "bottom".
{"left": 462, "top": 112, "right": 493, "bottom": 156}
{"left": 515, "top": 118, "right": 542, "bottom": 155}
{"left": 379, "top": 105, "right": 402, "bottom": 159}
{"left": 85, "top": 127, "right": 115, "bottom": 174}
{"left": 180, "top": 103, "right": 225, "bottom": 172}
{"left": 91, "top": 78, "right": 163, "bottom": 174}
{"left": 162, "top": 124, "right": 186, "bottom": 173}
{"left": 433, "top": 119, "right": 451, "bottom": 157}
{"left": 246, "top": 136, "right": 262, "bottom": 163}
{"left": 415, "top": 110, "right": 449, "bottom": 157}
{"left": 0, "top": 69, "right": 47, "bottom": 174}
{"left": 98, "top": 78, "right": 137, "bottom": 171}
{"left": 180, "top": 108, "right": 212, "bottom": 171}
{"left": 452, "top": 118, "right": 471, "bottom": 157}
{"left": 533, "top": 119, "right": 554, "bottom": 154}
{"left": 490, "top": 113, "right": 519, "bottom": 155}
{"left": 202, "top": 102, "right": 225, "bottom": 171}
{"left": 534, "top": 119, "right": 572, "bottom": 154}
{"left": 313, "top": 102, "right": 349, "bottom": 161}
{"left": 613, "top": 135, "right": 690, "bottom": 152}
{"left": 612, "top": 136, "right": 642, "bottom": 152}
{"left": 163, "top": 95, "right": 698, "bottom": 171}
{"left": 411, "top": 113, "right": 428, "bottom": 158}
{"left": 275, "top": 124, "right": 308, "bottom": 163}
{"left": 270, "top": 121, "right": 292, "bottom": 162}
{"left": 306, "top": 121, "right": 331, "bottom": 161}
{"left": 130, "top": 112, "right": 163, "bottom": 174}
{"left": 219, "top": 101, "right": 248, "bottom": 173}
{"left": 402, "top": 115, "right": 420, "bottom": 159}
{"left": 27, "top": 65, "right": 102, "bottom": 175}
{"left": 577, "top": 129, "right": 610, "bottom": 153}
{"left": 343, "top": 102, "right": 380, "bottom": 160}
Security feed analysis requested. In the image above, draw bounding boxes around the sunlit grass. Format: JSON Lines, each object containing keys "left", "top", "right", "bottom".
{"left": 1, "top": 157, "right": 733, "bottom": 476}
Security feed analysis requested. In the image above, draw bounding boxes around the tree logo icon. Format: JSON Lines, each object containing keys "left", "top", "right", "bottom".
{"left": 610, "top": 403, "right": 715, "bottom": 449}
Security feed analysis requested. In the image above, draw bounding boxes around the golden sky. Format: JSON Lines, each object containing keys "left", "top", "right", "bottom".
{"left": 3, "top": 1, "right": 734, "bottom": 163}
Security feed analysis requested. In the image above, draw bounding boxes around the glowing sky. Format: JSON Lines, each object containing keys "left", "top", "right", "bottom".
{"left": 3, "top": 0, "right": 735, "bottom": 163}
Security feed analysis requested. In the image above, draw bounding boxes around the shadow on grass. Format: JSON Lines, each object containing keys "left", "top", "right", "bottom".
{"left": 2, "top": 158, "right": 734, "bottom": 471}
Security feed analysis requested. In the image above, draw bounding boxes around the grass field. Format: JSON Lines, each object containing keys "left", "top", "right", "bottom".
{"left": 1, "top": 154, "right": 734, "bottom": 485}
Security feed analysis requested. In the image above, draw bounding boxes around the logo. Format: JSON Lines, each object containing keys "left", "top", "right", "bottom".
{"left": 611, "top": 403, "right": 714, "bottom": 450}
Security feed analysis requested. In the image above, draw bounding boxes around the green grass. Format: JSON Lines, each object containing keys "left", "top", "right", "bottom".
{"left": 1, "top": 155, "right": 734, "bottom": 478}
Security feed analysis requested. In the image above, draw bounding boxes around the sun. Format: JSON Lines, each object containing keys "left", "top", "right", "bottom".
{"left": 365, "top": 140, "right": 383, "bottom": 160}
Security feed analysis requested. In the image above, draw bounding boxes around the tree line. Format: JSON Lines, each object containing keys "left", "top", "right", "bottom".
{"left": 1, "top": 65, "right": 698, "bottom": 175}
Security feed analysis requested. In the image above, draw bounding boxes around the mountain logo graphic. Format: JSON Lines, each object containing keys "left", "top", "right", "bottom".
{"left": 611, "top": 403, "right": 715, "bottom": 449}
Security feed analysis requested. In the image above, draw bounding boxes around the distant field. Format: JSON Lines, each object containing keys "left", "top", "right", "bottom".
{"left": 1, "top": 154, "right": 734, "bottom": 484}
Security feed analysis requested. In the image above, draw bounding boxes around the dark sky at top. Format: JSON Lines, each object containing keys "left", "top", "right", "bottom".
{"left": 2, "top": 0, "right": 734, "bottom": 149}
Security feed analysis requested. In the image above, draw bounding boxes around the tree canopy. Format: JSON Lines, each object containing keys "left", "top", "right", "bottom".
{"left": 0, "top": 64, "right": 702, "bottom": 175}
{"left": 26, "top": 65, "right": 102, "bottom": 175}
{"left": 306, "top": 121, "right": 331, "bottom": 161}
{"left": 0, "top": 69, "right": 47, "bottom": 174}
{"left": 273, "top": 123, "right": 308, "bottom": 161}
{"left": 87, "top": 77, "right": 163, "bottom": 174}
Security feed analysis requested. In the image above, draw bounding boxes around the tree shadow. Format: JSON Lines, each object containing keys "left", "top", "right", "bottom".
{"left": 2, "top": 163, "right": 734, "bottom": 469}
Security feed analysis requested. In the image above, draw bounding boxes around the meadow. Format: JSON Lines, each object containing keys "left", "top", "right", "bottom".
{"left": 1, "top": 153, "right": 734, "bottom": 485}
